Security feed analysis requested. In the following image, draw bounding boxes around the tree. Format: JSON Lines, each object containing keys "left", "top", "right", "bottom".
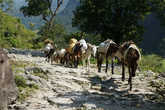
{"left": 20, "top": 0, "right": 64, "bottom": 30}
{"left": 39, "top": 23, "right": 67, "bottom": 47}
{"left": 0, "top": 0, "right": 13, "bottom": 11}
{"left": 73, "top": 0, "right": 165, "bottom": 43}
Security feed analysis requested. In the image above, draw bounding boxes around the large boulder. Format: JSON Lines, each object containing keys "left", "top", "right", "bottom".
{"left": 0, "top": 49, "right": 17, "bottom": 110}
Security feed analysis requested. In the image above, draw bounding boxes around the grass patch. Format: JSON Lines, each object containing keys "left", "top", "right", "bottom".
{"left": 10, "top": 60, "right": 36, "bottom": 68}
{"left": 11, "top": 60, "right": 39, "bottom": 102}
{"left": 15, "top": 75, "right": 39, "bottom": 102}
{"left": 139, "top": 54, "right": 165, "bottom": 73}
{"left": 32, "top": 71, "right": 48, "bottom": 80}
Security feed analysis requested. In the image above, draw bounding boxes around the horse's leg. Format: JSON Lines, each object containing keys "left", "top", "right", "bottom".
{"left": 100, "top": 54, "right": 104, "bottom": 73}
{"left": 122, "top": 62, "right": 125, "bottom": 81}
{"left": 132, "top": 64, "right": 137, "bottom": 77}
{"left": 96, "top": 52, "right": 99, "bottom": 68}
{"left": 87, "top": 56, "right": 91, "bottom": 72}
{"left": 111, "top": 58, "right": 114, "bottom": 74}
{"left": 74, "top": 55, "right": 78, "bottom": 68}
{"left": 76, "top": 56, "right": 79, "bottom": 68}
{"left": 97, "top": 53, "right": 101, "bottom": 72}
{"left": 82, "top": 59, "right": 85, "bottom": 67}
{"left": 50, "top": 56, "right": 53, "bottom": 65}
{"left": 128, "top": 66, "right": 132, "bottom": 91}
{"left": 105, "top": 55, "right": 108, "bottom": 73}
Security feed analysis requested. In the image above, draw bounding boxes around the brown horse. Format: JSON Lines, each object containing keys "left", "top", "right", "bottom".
{"left": 106, "top": 41, "right": 141, "bottom": 90}
{"left": 120, "top": 41, "right": 141, "bottom": 90}
{"left": 97, "top": 39, "right": 118, "bottom": 73}
{"left": 71, "top": 42, "right": 83, "bottom": 68}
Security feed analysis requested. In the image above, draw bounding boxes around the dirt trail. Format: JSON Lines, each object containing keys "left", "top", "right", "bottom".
{"left": 9, "top": 54, "right": 165, "bottom": 110}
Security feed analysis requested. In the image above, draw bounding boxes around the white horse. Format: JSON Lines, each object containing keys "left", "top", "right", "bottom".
{"left": 43, "top": 43, "right": 55, "bottom": 62}
{"left": 51, "top": 48, "right": 66, "bottom": 64}
{"left": 81, "top": 43, "right": 97, "bottom": 71}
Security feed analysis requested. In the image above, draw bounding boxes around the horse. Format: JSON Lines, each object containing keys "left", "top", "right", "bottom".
{"left": 51, "top": 48, "right": 66, "bottom": 64}
{"left": 70, "top": 39, "right": 88, "bottom": 68}
{"left": 64, "top": 38, "right": 78, "bottom": 67}
{"left": 81, "top": 43, "right": 97, "bottom": 71}
{"left": 119, "top": 41, "right": 141, "bottom": 90}
{"left": 107, "top": 41, "right": 141, "bottom": 90}
{"left": 97, "top": 39, "right": 117, "bottom": 73}
{"left": 43, "top": 40, "right": 56, "bottom": 63}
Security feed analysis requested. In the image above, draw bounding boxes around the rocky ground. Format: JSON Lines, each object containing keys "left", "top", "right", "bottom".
{"left": 8, "top": 53, "right": 165, "bottom": 110}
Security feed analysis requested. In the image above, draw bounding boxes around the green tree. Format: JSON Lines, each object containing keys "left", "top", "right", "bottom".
{"left": 39, "top": 23, "right": 67, "bottom": 48}
{"left": 65, "top": 32, "right": 101, "bottom": 45}
{"left": 20, "top": 0, "right": 64, "bottom": 30}
{"left": 73, "top": 0, "right": 165, "bottom": 43}
{"left": 0, "top": 9, "right": 37, "bottom": 49}
{"left": 0, "top": 0, "right": 13, "bottom": 11}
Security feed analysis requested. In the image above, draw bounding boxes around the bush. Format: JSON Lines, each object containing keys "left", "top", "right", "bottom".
{"left": 0, "top": 9, "right": 40, "bottom": 49}
{"left": 139, "top": 54, "right": 165, "bottom": 73}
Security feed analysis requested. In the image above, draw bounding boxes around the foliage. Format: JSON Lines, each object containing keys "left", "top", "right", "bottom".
{"left": 0, "top": 9, "right": 42, "bottom": 49}
{"left": 39, "top": 23, "right": 67, "bottom": 48}
{"left": 73, "top": 0, "right": 165, "bottom": 43}
{"left": 64, "top": 32, "right": 102, "bottom": 45}
{"left": 139, "top": 54, "right": 165, "bottom": 73}
{"left": 20, "top": 0, "right": 64, "bottom": 30}
{"left": 0, "top": 0, "right": 13, "bottom": 11}
{"left": 158, "top": 37, "right": 165, "bottom": 56}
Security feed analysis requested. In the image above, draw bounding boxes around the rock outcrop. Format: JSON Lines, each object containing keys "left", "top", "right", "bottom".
{"left": 0, "top": 49, "right": 17, "bottom": 110}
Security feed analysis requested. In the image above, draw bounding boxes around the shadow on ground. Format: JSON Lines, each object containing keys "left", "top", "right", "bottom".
{"left": 54, "top": 76, "right": 165, "bottom": 110}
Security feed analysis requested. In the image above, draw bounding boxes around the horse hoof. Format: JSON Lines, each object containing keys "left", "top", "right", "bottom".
{"left": 132, "top": 74, "right": 135, "bottom": 77}
{"left": 122, "top": 77, "right": 125, "bottom": 81}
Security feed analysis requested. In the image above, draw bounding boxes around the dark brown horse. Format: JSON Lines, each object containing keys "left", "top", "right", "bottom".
{"left": 120, "top": 41, "right": 141, "bottom": 90}
{"left": 106, "top": 41, "right": 141, "bottom": 90}
{"left": 71, "top": 42, "right": 83, "bottom": 68}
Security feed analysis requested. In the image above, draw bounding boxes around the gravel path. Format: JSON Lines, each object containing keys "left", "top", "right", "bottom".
{"left": 9, "top": 54, "right": 165, "bottom": 110}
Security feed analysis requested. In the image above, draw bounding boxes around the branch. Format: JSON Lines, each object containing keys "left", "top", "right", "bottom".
{"left": 42, "top": 14, "right": 49, "bottom": 22}
{"left": 53, "top": 0, "right": 64, "bottom": 16}
{"left": 47, "top": 0, "right": 53, "bottom": 16}
{"left": 47, "top": 0, "right": 64, "bottom": 29}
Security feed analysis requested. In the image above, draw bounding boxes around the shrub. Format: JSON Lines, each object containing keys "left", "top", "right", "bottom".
{"left": 139, "top": 54, "right": 165, "bottom": 73}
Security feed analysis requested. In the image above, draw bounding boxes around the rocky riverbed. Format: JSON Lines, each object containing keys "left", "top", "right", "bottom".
{"left": 8, "top": 53, "right": 165, "bottom": 110}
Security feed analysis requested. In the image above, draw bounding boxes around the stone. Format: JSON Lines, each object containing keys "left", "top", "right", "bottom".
{"left": 0, "top": 49, "right": 17, "bottom": 110}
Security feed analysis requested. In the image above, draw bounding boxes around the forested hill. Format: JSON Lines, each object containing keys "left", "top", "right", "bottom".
{"left": 6, "top": 0, "right": 165, "bottom": 56}
{"left": 8, "top": 0, "right": 79, "bottom": 32}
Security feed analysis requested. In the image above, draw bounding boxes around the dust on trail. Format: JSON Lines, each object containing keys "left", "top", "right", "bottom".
{"left": 9, "top": 54, "right": 165, "bottom": 110}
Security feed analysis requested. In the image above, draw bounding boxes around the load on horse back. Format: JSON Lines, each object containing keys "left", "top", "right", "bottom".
{"left": 64, "top": 38, "right": 78, "bottom": 67}
{"left": 71, "top": 39, "right": 88, "bottom": 68}
{"left": 43, "top": 39, "right": 56, "bottom": 62}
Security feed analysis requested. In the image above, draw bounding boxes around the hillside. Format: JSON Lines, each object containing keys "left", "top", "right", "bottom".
{"left": 0, "top": 9, "right": 39, "bottom": 49}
